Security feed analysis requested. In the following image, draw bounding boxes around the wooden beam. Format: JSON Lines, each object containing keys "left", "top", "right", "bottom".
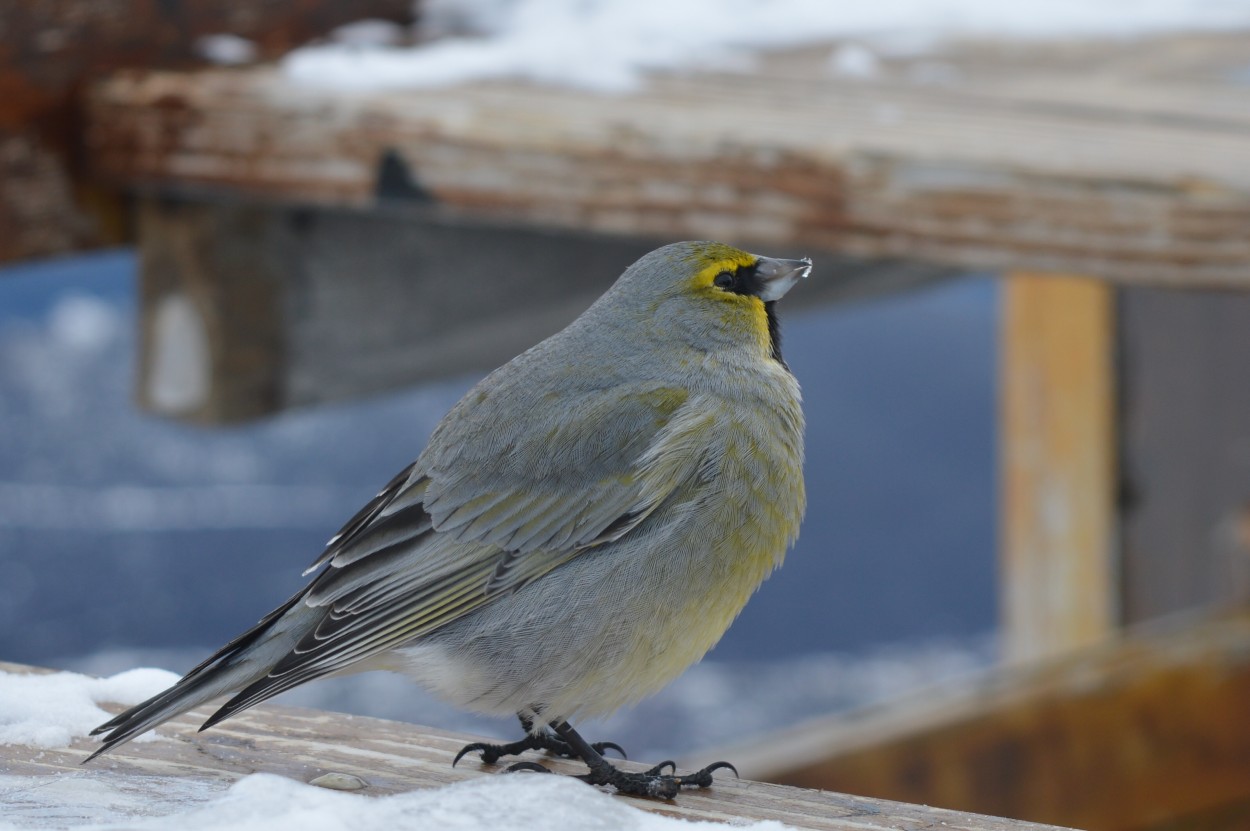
{"left": 0, "top": 662, "right": 1070, "bottom": 831}
{"left": 133, "top": 198, "right": 665, "bottom": 422}
{"left": 1000, "top": 273, "right": 1116, "bottom": 663}
{"left": 84, "top": 31, "right": 1250, "bottom": 284}
{"left": 133, "top": 196, "right": 955, "bottom": 423}
{"left": 709, "top": 611, "right": 1250, "bottom": 831}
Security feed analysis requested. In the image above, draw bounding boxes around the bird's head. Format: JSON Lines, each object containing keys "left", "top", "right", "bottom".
{"left": 600, "top": 241, "right": 812, "bottom": 366}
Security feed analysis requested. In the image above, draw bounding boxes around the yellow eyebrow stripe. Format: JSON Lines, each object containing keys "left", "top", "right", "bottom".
{"left": 690, "top": 254, "right": 758, "bottom": 291}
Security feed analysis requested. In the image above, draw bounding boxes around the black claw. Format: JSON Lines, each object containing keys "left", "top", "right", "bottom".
{"left": 453, "top": 742, "right": 497, "bottom": 767}
{"left": 592, "top": 741, "right": 627, "bottom": 759}
{"left": 505, "top": 761, "right": 552, "bottom": 774}
{"left": 645, "top": 760, "right": 676, "bottom": 776}
{"left": 676, "top": 760, "right": 738, "bottom": 788}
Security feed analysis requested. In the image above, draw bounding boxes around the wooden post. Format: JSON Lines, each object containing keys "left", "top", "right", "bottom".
{"left": 1001, "top": 273, "right": 1116, "bottom": 663}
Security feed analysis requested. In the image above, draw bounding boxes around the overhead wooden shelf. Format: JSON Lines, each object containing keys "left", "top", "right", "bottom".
{"left": 85, "top": 31, "right": 1250, "bottom": 285}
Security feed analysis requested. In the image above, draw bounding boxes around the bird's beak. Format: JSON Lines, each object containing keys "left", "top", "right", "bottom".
{"left": 755, "top": 256, "right": 813, "bottom": 302}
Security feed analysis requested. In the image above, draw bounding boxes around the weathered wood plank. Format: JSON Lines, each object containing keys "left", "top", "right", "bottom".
{"left": 85, "top": 31, "right": 1250, "bottom": 285}
{"left": 0, "top": 662, "right": 1071, "bottom": 831}
{"left": 1000, "top": 274, "right": 1117, "bottom": 663}
{"left": 710, "top": 610, "right": 1250, "bottom": 831}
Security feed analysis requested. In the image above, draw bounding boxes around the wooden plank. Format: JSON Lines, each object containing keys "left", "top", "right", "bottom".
{"left": 1118, "top": 288, "right": 1250, "bottom": 622}
{"left": 709, "top": 611, "right": 1250, "bottom": 831}
{"left": 84, "top": 30, "right": 1250, "bottom": 285}
{"left": 0, "top": 662, "right": 1071, "bottom": 831}
{"left": 1000, "top": 274, "right": 1116, "bottom": 663}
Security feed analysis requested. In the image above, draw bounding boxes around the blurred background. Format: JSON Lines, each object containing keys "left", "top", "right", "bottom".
{"left": 2, "top": 2, "right": 1250, "bottom": 829}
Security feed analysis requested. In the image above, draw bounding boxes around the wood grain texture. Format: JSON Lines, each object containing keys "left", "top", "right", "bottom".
{"left": 712, "top": 611, "right": 1250, "bottom": 831}
{"left": 1001, "top": 274, "right": 1116, "bottom": 663}
{"left": 84, "top": 31, "right": 1250, "bottom": 284}
{"left": 0, "top": 662, "right": 1071, "bottom": 831}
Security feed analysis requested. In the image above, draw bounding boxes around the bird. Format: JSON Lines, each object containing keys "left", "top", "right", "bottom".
{"left": 87, "top": 240, "right": 809, "bottom": 799}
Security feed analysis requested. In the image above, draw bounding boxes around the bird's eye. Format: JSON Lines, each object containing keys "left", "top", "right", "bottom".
{"left": 713, "top": 271, "right": 735, "bottom": 289}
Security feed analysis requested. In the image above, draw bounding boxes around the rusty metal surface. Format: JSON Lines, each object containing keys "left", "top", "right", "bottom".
{"left": 0, "top": 0, "right": 413, "bottom": 130}
{"left": 0, "top": 0, "right": 413, "bottom": 263}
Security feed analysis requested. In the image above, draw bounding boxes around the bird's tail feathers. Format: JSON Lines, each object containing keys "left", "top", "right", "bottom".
{"left": 85, "top": 589, "right": 308, "bottom": 762}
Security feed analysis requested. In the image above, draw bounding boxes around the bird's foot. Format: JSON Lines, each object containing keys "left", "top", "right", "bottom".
{"left": 577, "top": 757, "right": 738, "bottom": 799}
{"left": 453, "top": 731, "right": 625, "bottom": 766}
{"left": 506, "top": 756, "right": 738, "bottom": 800}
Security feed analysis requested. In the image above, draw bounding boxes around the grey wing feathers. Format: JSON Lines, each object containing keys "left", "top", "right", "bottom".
{"left": 90, "top": 380, "right": 708, "bottom": 754}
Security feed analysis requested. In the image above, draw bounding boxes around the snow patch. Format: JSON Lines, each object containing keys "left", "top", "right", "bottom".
{"left": 0, "top": 663, "right": 796, "bottom": 830}
{"left": 0, "top": 668, "right": 178, "bottom": 749}
{"left": 828, "top": 43, "right": 880, "bottom": 78}
{"left": 48, "top": 295, "right": 120, "bottom": 352}
{"left": 197, "top": 34, "right": 259, "bottom": 66}
{"left": 284, "top": 0, "right": 1250, "bottom": 92}
{"left": 0, "top": 773, "right": 796, "bottom": 831}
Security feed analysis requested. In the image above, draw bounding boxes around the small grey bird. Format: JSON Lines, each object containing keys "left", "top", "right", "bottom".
{"left": 88, "top": 241, "right": 809, "bottom": 799}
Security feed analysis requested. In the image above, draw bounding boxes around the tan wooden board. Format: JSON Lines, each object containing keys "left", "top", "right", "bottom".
{"left": 86, "top": 31, "right": 1250, "bottom": 285}
{"left": 0, "top": 662, "right": 1072, "bottom": 831}
{"left": 711, "top": 611, "right": 1250, "bottom": 831}
{"left": 1000, "top": 273, "right": 1116, "bottom": 663}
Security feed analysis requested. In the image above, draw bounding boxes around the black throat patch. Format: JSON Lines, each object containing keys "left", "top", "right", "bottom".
{"left": 720, "top": 263, "right": 788, "bottom": 370}
{"left": 764, "top": 300, "right": 787, "bottom": 369}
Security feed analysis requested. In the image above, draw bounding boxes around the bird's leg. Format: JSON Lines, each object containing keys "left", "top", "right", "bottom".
{"left": 453, "top": 713, "right": 625, "bottom": 767}
{"left": 506, "top": 719, "right": 737, "bottom": 800}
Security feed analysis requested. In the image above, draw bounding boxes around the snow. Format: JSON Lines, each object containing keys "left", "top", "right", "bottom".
{"left": 0, "top": 669, "right": 178, "bottom": 749}
{"left": 0, "top": 668, "right": 795, "bottom": 831}
{"left": 828, "top": 43, "right": 881, "bottom": 79}
{"left": 47, "top": 296, "right": 120, "bottom": 354}
{"left": 0, "top": 772, "right": 794, "bottom": 831}
{"left": 196, "top": 34, "right": 258, "bottom": 66}
{"left": 284, "top": 0, "right": 1250, "bottom": 92}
